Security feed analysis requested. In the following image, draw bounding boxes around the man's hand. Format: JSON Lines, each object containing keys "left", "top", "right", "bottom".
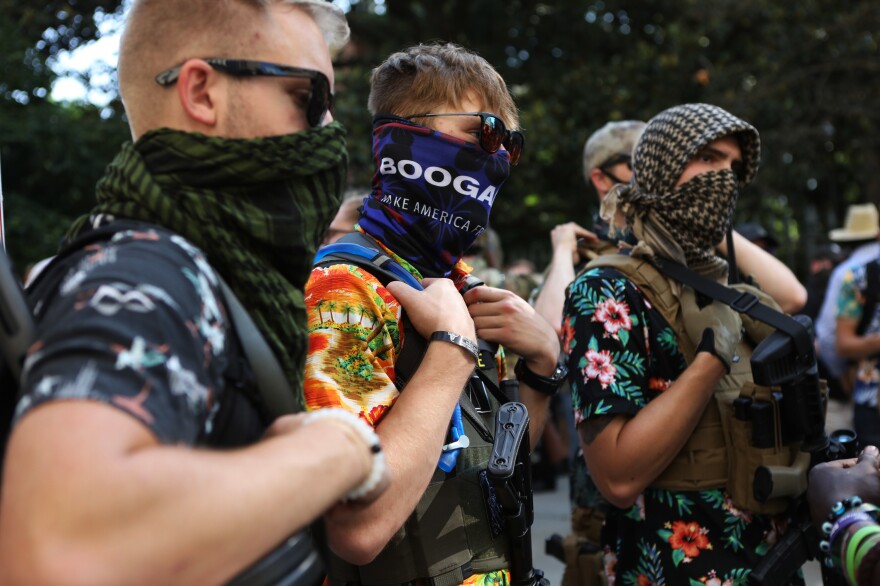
{"left": 550, "top": 222, "right": 599, "bottom": 265}
{"left": 680, "top": 286, "right": 742, "bottom": 371}
{"left": 464, "top": 286, "right": 559, "bottom": 375}
{"left": 386, "top": 278, "right": 476, "bottom": 342}
{"left": 808, "top": 446, "right": 880, "bottom": 531}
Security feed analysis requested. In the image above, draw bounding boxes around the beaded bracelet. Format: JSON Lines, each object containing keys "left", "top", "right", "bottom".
{"left": 303, "top": 408, "right": 386, "bottom": 501}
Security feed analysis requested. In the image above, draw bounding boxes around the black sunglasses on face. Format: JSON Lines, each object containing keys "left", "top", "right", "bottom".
{"left": 599, "top": 154, "right": 632, "bottom": 184}
{"left": 154, "top": 58, "right": 333, "bottom": 128}
{"left": 405, "top": 112, "right": 524, "bottom": 166}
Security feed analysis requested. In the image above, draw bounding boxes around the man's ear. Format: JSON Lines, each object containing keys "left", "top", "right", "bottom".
{"left": 175, "top": 59, "right": 220, "bottom": 128}
{"left": 590, "top": 168, "right": 611, "bottom": 198}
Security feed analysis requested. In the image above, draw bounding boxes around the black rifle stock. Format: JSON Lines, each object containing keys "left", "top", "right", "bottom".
{"left": 488, "top": 401, "right": 547, "bottom": 586}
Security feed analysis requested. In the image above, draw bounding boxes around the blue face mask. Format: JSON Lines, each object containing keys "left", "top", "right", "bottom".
{"left": 358, "top": 116, "right": 511, "bottom": 278}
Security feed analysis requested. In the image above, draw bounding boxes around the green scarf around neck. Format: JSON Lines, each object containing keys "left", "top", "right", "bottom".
{"left": 70, "top": 123, "right": 348, "bottom": 408}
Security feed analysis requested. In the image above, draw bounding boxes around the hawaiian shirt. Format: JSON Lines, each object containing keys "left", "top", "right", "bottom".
{"left": 304, "top": 235, "right": 508, "bottom": 586}
{"left": 16, "top": 227, "right": 247, "bottom": 445}
{"left": 836, "top": 261, "right": 880, "bottom": 408}
{"left": 563, "top": 266, "right": 801, "bottom": 586}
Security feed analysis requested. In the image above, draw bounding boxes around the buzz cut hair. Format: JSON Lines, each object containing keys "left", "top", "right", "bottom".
{"left": 368, "top": 42, "right": 520, "bottom": 131}
{"left": 117, "top": 0, "right": 348, "bottom": 136}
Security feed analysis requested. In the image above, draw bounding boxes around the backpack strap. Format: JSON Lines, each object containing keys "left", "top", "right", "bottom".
{"left": 315, "top": 232, "right": 428, "bottom": 388}
{"left": 215, "top": 274, "right": 298, "bottom": 418}
{"left": 0, "top": 251, "right": 36, "bottom": 382}
{"left": 314, "top": 231, "right": 422, "bottom": 290}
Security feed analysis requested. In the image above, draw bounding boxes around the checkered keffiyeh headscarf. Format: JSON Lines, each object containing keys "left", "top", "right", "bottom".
{"left": 601, "top": 103, "right": 760, "bottom": 280}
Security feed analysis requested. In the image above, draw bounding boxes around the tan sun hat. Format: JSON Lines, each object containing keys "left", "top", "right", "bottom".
{"left": 829, "top": 203, "right": 880, "bottom": 242}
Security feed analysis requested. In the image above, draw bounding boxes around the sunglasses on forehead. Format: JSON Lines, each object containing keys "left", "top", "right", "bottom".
{"left": 405, "top": 112, "right": 524, "bottom": 166}
{"left": 154, "top": 58, "right": 333, "bottom": 128}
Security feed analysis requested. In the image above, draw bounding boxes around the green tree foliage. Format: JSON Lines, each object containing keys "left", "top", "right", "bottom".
{"left": 1, "top": 1, "right": 128, "bottom": 275}
{"left": 1, "top": 0, "right": 878, "bottom": 277}
{"left": 339, "top": 0, "right": 880, "bottom": 272}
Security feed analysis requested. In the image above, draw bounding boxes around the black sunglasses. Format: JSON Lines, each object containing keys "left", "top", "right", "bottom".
{"left": 599, "top": 154, "right": 632, "bottom": 170}
{"left": 155, "top": 58, "right": 333, "bottom": 128}
{"left": 599, "top": 154, "right": 632, "bottom": 184}
{"left": 406, "top": 112, "right": 524, "bottom": 166}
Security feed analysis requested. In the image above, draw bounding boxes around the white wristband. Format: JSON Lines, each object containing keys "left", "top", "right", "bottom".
{"left": 303, "top": 408, "right": 386, "bottom": 501}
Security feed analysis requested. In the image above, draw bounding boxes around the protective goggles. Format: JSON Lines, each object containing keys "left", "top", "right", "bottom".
{"left": 406, "top": 112, "right": 524, "bottom": 165}
{"left": 155, "top": 58, "right": 333, "bottom": 128}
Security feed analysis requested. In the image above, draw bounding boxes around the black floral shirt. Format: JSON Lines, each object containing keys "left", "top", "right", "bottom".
{"left": 16, "top": 226, "right": 259, "bottom": 445}
{"left": 563, "top": 266, "right": 801, "bottom": 586}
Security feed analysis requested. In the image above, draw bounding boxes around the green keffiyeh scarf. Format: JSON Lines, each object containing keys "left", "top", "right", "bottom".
{"left": 70, "top": 123, "right": 348, "bottom": 407}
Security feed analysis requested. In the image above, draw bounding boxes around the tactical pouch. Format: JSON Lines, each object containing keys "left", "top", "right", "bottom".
{"left": 324, "top": 386, "right": 509, "bottom": 586}
{"left": 334, "top": 468, "right": 472, "bottom": 586}
{"left": 560, "top": 537, "right": 606, "bottom": 586}
{"left": 725, "top": 381, "right": 798, "bottom": 515}
{"left": 560, "top": 506, "right": 608, "bottom": 586}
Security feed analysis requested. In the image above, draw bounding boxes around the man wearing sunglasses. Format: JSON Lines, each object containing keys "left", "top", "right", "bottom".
{"left": 304, "top": 42, "right": 562, "bottom": 586}
{"left": 535, "top": 120, "right": 645, "bottom": 336}
{"left": 0, "top": 1, "right": 461, "bottom": 583}
{"left": 531, "top": 119, "right": 645, "bottom": 586}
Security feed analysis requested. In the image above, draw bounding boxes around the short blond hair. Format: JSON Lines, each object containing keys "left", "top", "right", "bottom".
{"left": 368, "top": 43, "right": 519, "bottom": 130}
{"left": 118, "top": 0, "right": 348, "bottom": 136}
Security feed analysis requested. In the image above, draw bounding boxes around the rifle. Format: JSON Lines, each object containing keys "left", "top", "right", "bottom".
{"left": 488, "top": 400, "right": 548, "bottom": 586}
{"left": 746, "top": 316, "right": 856, "bottom": 586}
{"left": 652, "top": 258, "right": 856, "bottom": 585}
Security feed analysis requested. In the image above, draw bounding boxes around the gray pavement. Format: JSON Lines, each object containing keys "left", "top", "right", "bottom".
{"left": 529, "top": 398, "right": 856, "bottom": 586}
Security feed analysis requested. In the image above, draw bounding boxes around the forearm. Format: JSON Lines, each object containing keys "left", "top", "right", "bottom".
{"left": 532, "top": 249, "right": 576, "bottom": 333}
{"left": 0, "top": 406, "right": 369, "bottom": 586}
{"left": 323, "top": 342, "right": 473, "bottom": 563}
{"left": 837, "top": 331, "right": 880, "bottom": 360}
{"left": 719, "top": 232, "right": 806, "bottom": 313}
{"left": 583, "top": 353, "right": 724, "bottom": 506}
{"left": 518, "top": 386, "right": 551, "bottom": 447}
{"left": 518, "top": 346, "right": 560, "bottom": 446}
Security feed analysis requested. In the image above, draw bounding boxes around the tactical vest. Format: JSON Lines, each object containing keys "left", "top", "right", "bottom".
{"left": 585, "top": 254, "right": 800, "bottom": 514}
{"left": 315, "top": 234, "right": 511, "bottom": 586}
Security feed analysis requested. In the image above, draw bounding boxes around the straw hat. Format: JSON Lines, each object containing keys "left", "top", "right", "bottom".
{"left": 829, "top": 203, "right": 880, "bottom": 242}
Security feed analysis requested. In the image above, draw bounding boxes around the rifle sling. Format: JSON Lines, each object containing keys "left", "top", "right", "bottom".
{"left": 651, "top": 256, "right": 811, "bottom": 358}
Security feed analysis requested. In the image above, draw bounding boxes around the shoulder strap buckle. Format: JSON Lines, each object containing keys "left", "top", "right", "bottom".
{"left": 730, "top": 290, "right": 759, "bottom": 313}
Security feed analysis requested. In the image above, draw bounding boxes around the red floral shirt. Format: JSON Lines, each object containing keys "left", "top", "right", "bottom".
{"left": 563, "top": 266, "right": 802, "bottom": 585}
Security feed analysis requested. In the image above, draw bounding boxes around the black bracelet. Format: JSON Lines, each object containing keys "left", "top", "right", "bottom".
{"left": 430, "top": 331, "right": 479, "bottom": 362}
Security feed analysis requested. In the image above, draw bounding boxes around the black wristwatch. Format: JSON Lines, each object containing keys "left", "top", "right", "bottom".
{"left": 514, "top": 357, "right": 568, "bottom": 396}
